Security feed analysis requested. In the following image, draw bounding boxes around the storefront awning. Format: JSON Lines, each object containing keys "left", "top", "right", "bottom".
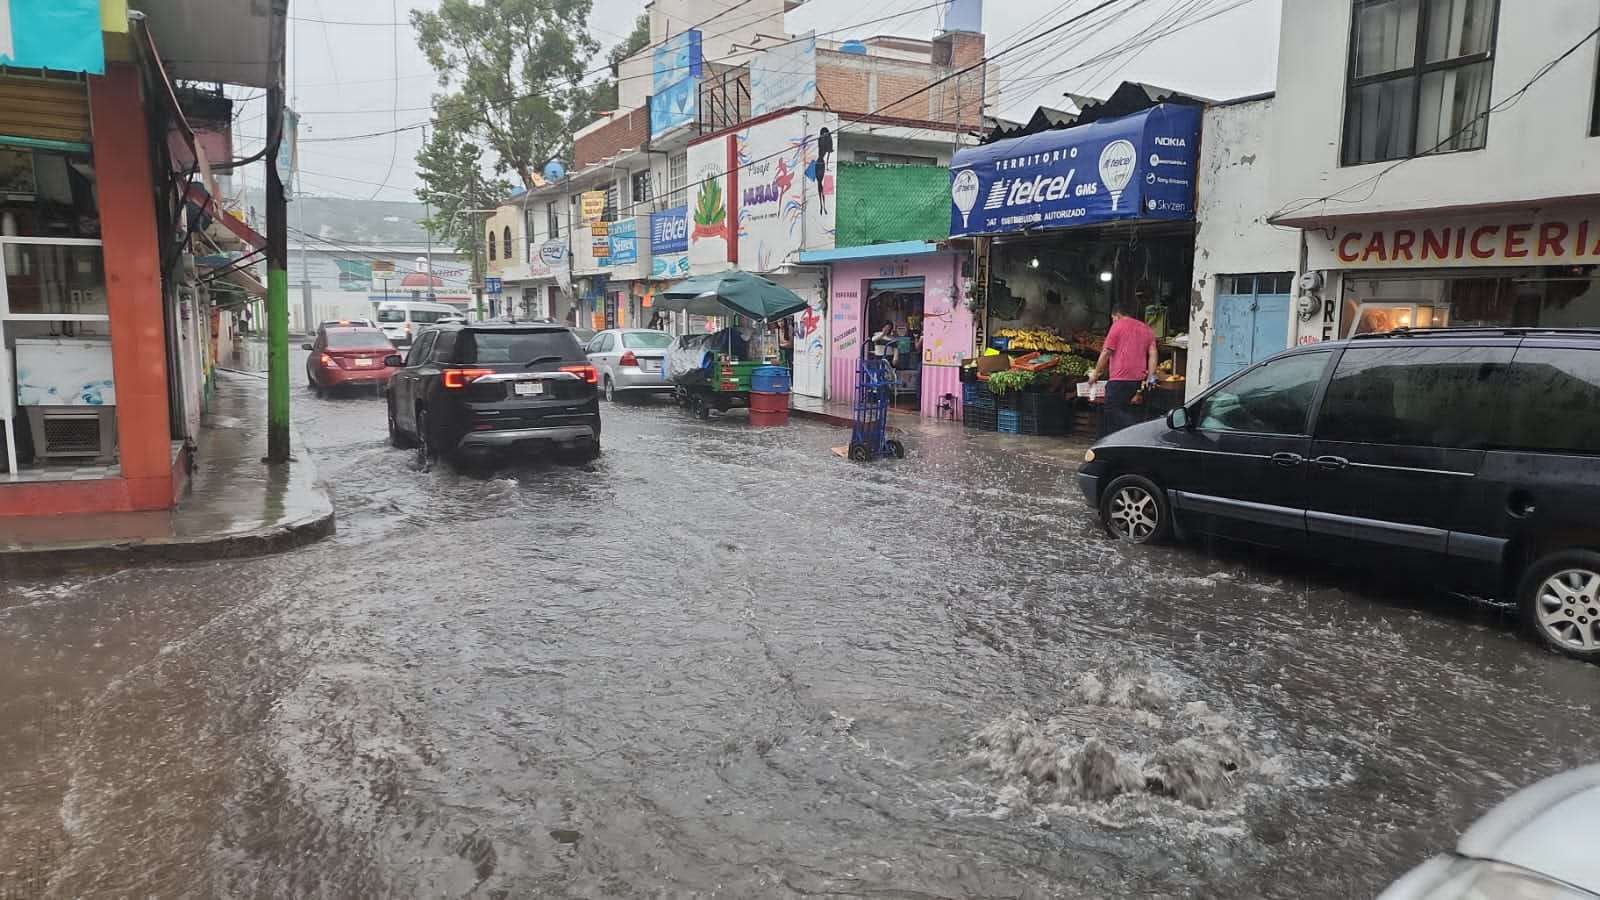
{"left": 796, "top": 240, "right": 940, "bottom": 264}
{"left": 948, "top": 104, "right": 1201, "bottom": 239}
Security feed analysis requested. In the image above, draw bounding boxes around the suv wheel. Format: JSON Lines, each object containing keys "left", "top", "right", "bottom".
{"left": 1519, "top": 550, "right": 1600, "bottom": 661}
{"left": 1100, "top": 474, "right": 1170, "bottom": 544}
{"left": 416, "top": 408, "right": 439, "bottom": 467}
{"left": 387, "top": 399, "right": 415, "bottom": 448}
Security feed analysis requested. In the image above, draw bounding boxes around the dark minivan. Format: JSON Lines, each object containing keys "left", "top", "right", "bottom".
{"left": 1079, "top": 328, "right": 1600, "bottom": 662}
{"left": 385, "top": 322, "right": 601, "bottom": 462}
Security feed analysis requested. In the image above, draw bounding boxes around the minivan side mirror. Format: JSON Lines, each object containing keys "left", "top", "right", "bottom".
{"left": 1167, "top": 407, "right": 1191, "bottom": 430}
{"left": 384, "top": 354, "right": 404, "bottom": 367}
{"left": 301, "top": 342, "right": 313, "bottom": 351}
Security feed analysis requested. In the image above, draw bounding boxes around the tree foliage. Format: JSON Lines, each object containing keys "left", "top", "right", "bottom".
{"left": 412, "top": 0, "right": 599, "bottom": 203}
{"left": 413, "top": 95, "right": 514, "bottom": 257}
{"left": 575, "top": 14, "right": 652, "bottom": 122}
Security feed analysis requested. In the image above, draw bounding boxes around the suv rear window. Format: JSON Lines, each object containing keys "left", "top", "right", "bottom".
{"left": 1495, "top": 348, "right": 1600, "bottom": 455}
{"left": 623, "top": 332, "right": 674, "bottom": 349}
{"left": 324, "top": 329, "right": 391, "bottom": 349}
{"left": 458, "top": 329, "right": 583, "bottom": 364}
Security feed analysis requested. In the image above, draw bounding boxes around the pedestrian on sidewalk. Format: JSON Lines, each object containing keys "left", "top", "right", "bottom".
{"left": 1086, "top": 299, "right": 1158, "bottom": 438}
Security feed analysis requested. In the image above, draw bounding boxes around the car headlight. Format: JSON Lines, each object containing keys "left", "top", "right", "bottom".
{"left": 1083, "top": 449, "right": 1095, "bottom": 463}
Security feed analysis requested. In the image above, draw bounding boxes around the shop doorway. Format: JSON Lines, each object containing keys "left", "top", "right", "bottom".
{"left": 865, "top": 277, "right": 925, "bottom": 411}
{"left": 1213, "top": 273, "right": 1293, "bottom": 382}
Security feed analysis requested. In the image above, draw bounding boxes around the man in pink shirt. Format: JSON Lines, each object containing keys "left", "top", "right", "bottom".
{"left": 1086, "top": 299, "right": 1158, "bottom": 437}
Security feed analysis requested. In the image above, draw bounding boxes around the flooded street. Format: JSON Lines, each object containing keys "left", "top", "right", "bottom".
{"left": 4, "top": 366, "right": 1599, "bottom": 898}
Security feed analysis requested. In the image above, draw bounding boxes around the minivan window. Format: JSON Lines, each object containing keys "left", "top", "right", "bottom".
{"left": 623, "top": 332, "right": 674, "bottom": 349}
{"left": 410, "top": 309, "right": 448, "bottom": 324}
{"left": 459, "top": 329, "right": 584, "bottom": 364}
{"left": 377, "top": 308, "right": 407, "bottom": 323}
{"left": 1196, "top": 352, "right": 1328, "bottom": 435}
{"left": 1315, "top": 346, "right": 1514, "bottom": 448}
{"left": 1495, "top": 348, "right": 1600, "bottom": 455}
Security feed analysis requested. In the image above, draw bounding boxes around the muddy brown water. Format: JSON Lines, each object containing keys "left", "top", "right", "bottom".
{"left": 3, "top": 364, "right": 1598, "bottom": 898}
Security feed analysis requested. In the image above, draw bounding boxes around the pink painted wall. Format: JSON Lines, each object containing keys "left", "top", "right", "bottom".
{"left": 827, "top": 253, "right": 974, "bottom": 418}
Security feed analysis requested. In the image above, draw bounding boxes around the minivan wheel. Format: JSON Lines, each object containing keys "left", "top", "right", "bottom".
{"left": 1100, "top": 474, "right": 1170, "bottom": 544}
{"left": 1519, "top": 550, "right": 1600, "bottom": 661}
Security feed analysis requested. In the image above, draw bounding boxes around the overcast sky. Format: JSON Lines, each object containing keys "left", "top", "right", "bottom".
{"left": 233, "top": 0, "right": 1279, "bottom": 206}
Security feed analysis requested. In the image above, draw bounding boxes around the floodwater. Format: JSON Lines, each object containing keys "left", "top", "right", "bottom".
{"left": 3, "top": 361, "right": 1598, "bottom": 898}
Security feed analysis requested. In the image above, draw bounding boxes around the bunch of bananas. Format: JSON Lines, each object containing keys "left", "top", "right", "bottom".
{"left": 995, "top": 327, "right": 1072, "bottom": 352}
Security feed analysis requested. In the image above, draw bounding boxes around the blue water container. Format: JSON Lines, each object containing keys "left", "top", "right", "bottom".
{"left": 751, "top": 365, "right": 791, "bottom": 394}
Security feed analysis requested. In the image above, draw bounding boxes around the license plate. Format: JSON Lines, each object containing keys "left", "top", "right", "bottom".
{"left": 643, "top": 361, "right": 661, "bottom": 372}
{"left": 354, "top": 357, "right": 373, "bottom": 367}
{"left": 513, "top": 381, "right": 545, "bottom": 396}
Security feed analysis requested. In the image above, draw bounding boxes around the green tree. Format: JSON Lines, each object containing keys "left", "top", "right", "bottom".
{"left": 413, "top": 98, "right": 513, "bottom": 264}
{"left": 412, "top": 0, "right": 599, "bottom": 197}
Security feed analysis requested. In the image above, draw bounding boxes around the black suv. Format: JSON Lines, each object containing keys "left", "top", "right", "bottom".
{"left": 385, "top": 322, "right": 601, "bottom": 462}
{"left": 1079, "top": 328, "right": 1600, "bottom": 661}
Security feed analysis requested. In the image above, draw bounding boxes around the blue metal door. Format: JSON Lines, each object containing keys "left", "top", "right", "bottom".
{"left": 1212, "top": 274, "right": 1292, "bottom": 382}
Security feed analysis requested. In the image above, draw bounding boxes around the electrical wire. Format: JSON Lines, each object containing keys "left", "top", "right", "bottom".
{"left": 368, "top": 0, "right": 402, "bottom": 200}
{"left": 1270, "top": 23, "right": 1600, "bottom": 224}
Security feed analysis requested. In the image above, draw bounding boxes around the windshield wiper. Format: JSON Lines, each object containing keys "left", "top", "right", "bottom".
{"left": 523, "top": 354, "right": 563, "bottom": 368}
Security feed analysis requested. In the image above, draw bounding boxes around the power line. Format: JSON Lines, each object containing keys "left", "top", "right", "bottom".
{"left": 368, "top": 0, "right": 402, "bottom": 200}
{"left": 268, "top": 0, "right": 949, "bottom": 137}
{"left": 1271, "top": 23, "right": 1600, "bottom": 224}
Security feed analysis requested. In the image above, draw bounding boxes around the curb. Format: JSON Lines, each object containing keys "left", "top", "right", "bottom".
{"left": 0, "top": 506, "right": 336, "bottom": 579}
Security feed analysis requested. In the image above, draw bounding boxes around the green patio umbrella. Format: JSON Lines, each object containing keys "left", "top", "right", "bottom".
{"left": 655, "top": 271, "right": 809, "bottom": 321}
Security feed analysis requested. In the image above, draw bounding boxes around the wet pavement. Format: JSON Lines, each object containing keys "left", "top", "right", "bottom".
{"left": 3, "top": 350, "right": 1599, "bottom": 898}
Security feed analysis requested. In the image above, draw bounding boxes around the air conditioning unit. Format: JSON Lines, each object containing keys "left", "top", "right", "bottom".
{"left": 26, "top": 407, "right": 117, "bottom": 464}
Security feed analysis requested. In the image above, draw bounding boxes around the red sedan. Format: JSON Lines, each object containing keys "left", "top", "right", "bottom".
{"left": 304, "top": 325, "right": 400, "bottom": 396}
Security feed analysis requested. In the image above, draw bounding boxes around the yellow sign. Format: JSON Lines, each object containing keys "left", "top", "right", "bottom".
{"left": 591, "top": 221, "right": 609, "bottom": 238}
{"left": 580, "top": 191, "right": 606, "bottom": 223}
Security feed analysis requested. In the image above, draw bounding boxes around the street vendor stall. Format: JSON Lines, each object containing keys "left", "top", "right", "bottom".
{"left": 656, "top": 272, "right": 807, "bottom": 420}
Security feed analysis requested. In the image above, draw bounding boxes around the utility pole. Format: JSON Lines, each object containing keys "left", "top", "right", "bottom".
{"left": 422, "top": 124, "right": 434, "bottom": 301}
{"left": 265, "top": 0, "right": 291, "bottom": 462}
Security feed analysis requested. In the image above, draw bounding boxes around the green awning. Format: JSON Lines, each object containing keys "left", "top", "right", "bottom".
{"left": 656, "top": 271, "right": 809, "bottom": 321}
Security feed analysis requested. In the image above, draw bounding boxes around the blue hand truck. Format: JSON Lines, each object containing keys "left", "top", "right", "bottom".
{"left": 848, "top": 358, "right": 905, "bottom": 461}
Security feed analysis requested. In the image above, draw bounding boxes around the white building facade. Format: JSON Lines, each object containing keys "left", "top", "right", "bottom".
{"left": 1187, "top": 0, "right": 1600, "bottom": 396}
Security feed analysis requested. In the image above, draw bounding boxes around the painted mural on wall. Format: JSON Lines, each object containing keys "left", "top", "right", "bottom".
{"left": 736, "top": 110, "right": 837, "bottom": 271}
{"left": 791, "top": 293, "right": 827, "bottom": 398}
{"left": 686, "top": 110, "right": 837, "bottom": 276}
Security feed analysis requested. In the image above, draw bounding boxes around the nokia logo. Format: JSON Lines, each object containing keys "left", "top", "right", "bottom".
{"left": 1153, "top": 136, "right": 1187, "bottom": 147}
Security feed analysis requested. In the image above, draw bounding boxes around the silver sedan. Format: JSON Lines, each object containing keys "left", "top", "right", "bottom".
{"left": 585, "top": 329, "right": 676, "bottom": 401}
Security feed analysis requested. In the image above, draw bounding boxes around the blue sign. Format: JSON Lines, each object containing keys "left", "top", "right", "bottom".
{"left": 652, "top": 254, "right": 690, "bottom": 279}
{"left": 609, "top": 218, "right": 638, "bottom": 266}
{"left": 0, "top": 0, "right": 104, "bottom": 74}
{"left": 650, "top": 30, "right": 702, "bottom": 138}
{"left": 650, "top": 206, "right": 689, "bottom": 255}
{"left": 484, "top": 276, "right": 502, "bottom": 295}
{"left": 948, "top": 104, "right": 1201, "bottom": 238}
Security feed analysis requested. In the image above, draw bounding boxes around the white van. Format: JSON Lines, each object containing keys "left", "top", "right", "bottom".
{"left": 376, "top": 301, "right": 465, "bottom": 346}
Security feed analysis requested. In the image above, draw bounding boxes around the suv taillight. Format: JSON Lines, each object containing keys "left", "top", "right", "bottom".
{"left": 442, "top": 367, "right": 493, "bottom": 389}
{"left": 620, "top": 350, "right": 638, "bottom": 367}
{"left": 560, "top": 364, "right": 598, "bottom": 385}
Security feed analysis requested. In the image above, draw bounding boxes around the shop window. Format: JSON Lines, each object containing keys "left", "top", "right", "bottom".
{"left": 630, "top": 170, "right": 652, "bottom": 209}
{"left": 668, "top": 152, "right": 688, "bottom": 208}
{"left": 1342, "top": 269, "right": 1600, "bottom": 336}
{"left": 1315, "top": 345, "right": 1513, "bottom": 448}
{"left": 547, "top": 202, "right": 561, "bottom": 239}
{"left": 1195, "top": 351, "right": 1329, "bottom": 435}
{"left": 603, "top": 183, "right": 620, "bottom": 223}
{"left": 1342, "top": 0, "right": 1498, "bottom": 166}
{"left": 0, "top": 145, "right": 109, "bottom": 474}
{"left": 1497, "top": 348, "right": 1600, "bottom": 455}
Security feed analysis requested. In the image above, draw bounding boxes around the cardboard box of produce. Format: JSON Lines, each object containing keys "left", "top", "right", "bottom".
{"left": 976, "top": 355, "right": 1012, "bottom": 375}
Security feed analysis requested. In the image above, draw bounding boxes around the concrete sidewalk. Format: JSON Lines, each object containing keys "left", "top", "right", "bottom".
{"left": 788, "top": 393, "right": 1096, "bottom": 469}
{"left": 0, "top": 371, "right": 334, "bottom": 576}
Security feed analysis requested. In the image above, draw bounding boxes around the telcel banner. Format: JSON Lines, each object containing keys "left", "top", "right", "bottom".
{"left": 948, "top": 104, "right": 1201, "bottom": 238}
{"left": 650, "top": 206, "right": 688, "bottom": 255}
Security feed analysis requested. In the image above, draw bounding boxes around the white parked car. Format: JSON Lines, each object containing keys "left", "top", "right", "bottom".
{"left": 585, "top": 329, "right": 675, "bottom": 401}
{"left": 1381, "top": 765, "right": 1600, "bottom": 898}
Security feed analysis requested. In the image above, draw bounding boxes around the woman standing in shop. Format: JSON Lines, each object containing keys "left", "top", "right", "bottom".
{"left": 1085, "top": 299, "right": 1158, "bottom": 438}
